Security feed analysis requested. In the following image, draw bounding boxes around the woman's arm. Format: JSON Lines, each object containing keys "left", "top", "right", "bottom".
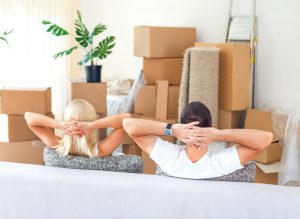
{"left": 24, "top": 112, "right": 62, "bottom": 147}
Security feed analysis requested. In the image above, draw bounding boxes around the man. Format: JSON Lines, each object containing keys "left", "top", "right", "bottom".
{"left": 123, "top": 101, "right": 273, "bottom": 179}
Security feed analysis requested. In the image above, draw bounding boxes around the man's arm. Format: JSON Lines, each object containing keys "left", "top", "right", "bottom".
{"left": 123, "top": 118, "right": 198, "bottom": 154}
{"left": 186, "top": 127, "right": 273, "bottom": 164}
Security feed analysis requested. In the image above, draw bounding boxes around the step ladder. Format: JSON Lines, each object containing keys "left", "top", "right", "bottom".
{"left": 225, "top": 0, "right": 257, "bottom": 109}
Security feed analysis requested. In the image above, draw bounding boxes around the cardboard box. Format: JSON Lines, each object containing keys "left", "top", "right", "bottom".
{"left": 0, "top": 140, "right": 46, "bottom": 164}
{"left": 244, "top": 109, "right": 278, "bottom": 141}
{"left": 143, "top": 58, "right": 183, "bottom": 85}
{"left": 142, "top": 151, "right": 157, "bottom": 174}
{"left": 0, "top": 87, "right": 51, "bottom": 115}
{"left": 123, "top": 144, "right": 142, "bottom": 157}
{"left": 0, "top": 113, "right": 54, "bottom": 142}
{"left": 218, "top": 110, "right": 243, "bottom": 129}
{"left": 134, "top": 26, "right": 196, "bottom": 58}
{"left": 134, "top": 85, "right": 179, "bottom": 117}
{"left": 155, "top": 81, "right": 169, "bottom": 120}
{"left": 97, "top": 113, "right": 107, "bottom": 141}
{"left": 255, "top": 162, "right": 279, "bottom": 185}
{"left": 255, "top": 142, "right": 282, "bottom": 164}
{"left": 71, "top": 82, "right": 107, "bottom": 113}
{"left": 195, "top": 43, "right": 250, "bottom": 111}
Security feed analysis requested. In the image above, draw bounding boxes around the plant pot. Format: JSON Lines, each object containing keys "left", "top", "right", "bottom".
{"left": 85, "top": 65, "right": 102, "bottom": 83}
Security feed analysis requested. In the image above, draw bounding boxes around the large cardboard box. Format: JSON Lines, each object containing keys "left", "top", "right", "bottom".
{"left": 134, "top": 26, "right": 196, "bottom": 58}
{"left": 0, "top": 87, "right": 51, "bottom": 115}
{"left": 244, "top": 109, "right": 278, "bottom": 141}
{"left": 195, "top": 43, "right": 250, "bottom": 111}
{"left": 71, "top": 82, "right": 107, "bottom": 113}
{"left": 134, "top": 84, "right": 179, "bottom": 118}
{"left": 143, "top": 58, "right": 183, "bottom": 85}
{"left": 0, "top": 140, "right": 46, "bottom": 164}
{"left": 255, "top": 162, "right": 279, "bottom": 185}
{"left": 255, "top": 142, "right": 282, "bottom": 164}
{"left": 0, "top": 113, "right": 54, "bottom": 142}
{"left": 218, "top": 109, "right": 243, "bottom": 129}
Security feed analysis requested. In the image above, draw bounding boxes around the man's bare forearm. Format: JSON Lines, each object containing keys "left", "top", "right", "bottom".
{"left": 91, "top": 113, "right": 131, "bottom": 129}
{"left": 123, "top": 118, "right": 169, "bottom": 137}
{"left": 216, "top": 129, "right": 273, "bottom": 150}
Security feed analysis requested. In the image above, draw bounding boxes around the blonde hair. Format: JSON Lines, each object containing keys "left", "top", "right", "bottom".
{"left": 55, "top": 99, "right": 97, "bottom": 157}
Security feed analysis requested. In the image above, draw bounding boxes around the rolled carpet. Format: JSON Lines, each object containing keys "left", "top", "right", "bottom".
{"left": 179, "top": 47, "right": 219, "bottom": 127}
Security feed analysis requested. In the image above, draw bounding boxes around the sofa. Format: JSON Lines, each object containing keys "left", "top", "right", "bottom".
{"left": 0, "top": 161, "right": 300, "bottom": 219}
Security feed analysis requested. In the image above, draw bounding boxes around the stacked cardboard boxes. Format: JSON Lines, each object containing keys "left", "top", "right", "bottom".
{"left": 0, "top": 87, "right": 53, "bottom": 164}
{"left": 245, "top": 109, "right": 283, "bottom": 184}
{"left": 194, "top": 43, "right": 251, "bottom": 129}
{"left": 130, "top": 26, "right": 196, "bottom": 174}
{"left": 70, "top": 82, "right": 107, "bottom": 141}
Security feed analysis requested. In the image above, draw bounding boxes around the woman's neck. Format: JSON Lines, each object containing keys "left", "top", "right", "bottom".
{"left": 185, "top": 145, "right": 208, "bottom": 163}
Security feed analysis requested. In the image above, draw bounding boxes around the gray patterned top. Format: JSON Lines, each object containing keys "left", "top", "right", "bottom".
{"left": 43, "top": 147, "right": 143, "bottom": 173}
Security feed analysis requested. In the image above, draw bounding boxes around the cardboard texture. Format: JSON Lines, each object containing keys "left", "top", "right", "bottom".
{"left": 0, "top": 140, "right": 45, "bottom": 165}
{"left": 255, "top": 162, "right": 280, "bottom": 185}
{"left": 97, "top": 113, "right": 107, "bottom": 141}
{"left": 218, "top": 110, "right": 243, "bottom": 129}
{"left": 134, "top": 26, "right": 196, "bottom": 58}
{"left": 245, "top": 109, "right": 278, "bottom": 141}
{"left": 123, "top": 144, "right": 142, "bottom": 157}
{"left": 71, "top": 82, "right": 107, "bottom": 113}
{"left": 134, "top": 85, "right": 179, "bottom": 117}
{"left": 0, "top": 113, "right": 54, "bottom": 142}
{"left": 195, "top": 43, "right": 250, "bottom": 111}
{"left": 155, "top": 81, "right": 169, "bottom": 120}
{"left": 143, "top": 58, "right": 183, "bottom": 85}
{"left": 255, "top": 142, "right": 282, "bottom": 164}
{"left": 0, "top": 87, "right": 51, "bottom": 115}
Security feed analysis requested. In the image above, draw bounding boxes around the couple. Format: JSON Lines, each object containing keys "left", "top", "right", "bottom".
{"left": 25, "top": 99, "right": 273, "bottom": 179}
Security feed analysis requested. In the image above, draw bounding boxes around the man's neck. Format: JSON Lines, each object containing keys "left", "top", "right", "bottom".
{"left": 185, "top": 145, "right": 208, "bottom": 163}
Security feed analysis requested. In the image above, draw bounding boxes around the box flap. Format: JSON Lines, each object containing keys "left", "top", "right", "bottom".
{"left": 256, "top": 161, "right": 280, "bottom": 174}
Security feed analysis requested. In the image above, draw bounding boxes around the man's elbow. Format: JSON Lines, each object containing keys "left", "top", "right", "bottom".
{"left": 24, "top": 112, "right": 33, "bottom": 125}
{"left": 260, "top": 131, "right": 273, "bottom": 151}
{"left": 123, "top": 118, "right": 134, "bottom": 136}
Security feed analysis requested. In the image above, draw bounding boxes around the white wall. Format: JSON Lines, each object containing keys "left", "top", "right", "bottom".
{"left": 79, "top": 0, "right": 300, "bottom": 108}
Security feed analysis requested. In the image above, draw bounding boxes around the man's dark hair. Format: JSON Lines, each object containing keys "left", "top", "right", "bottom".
{"left": 180, "top": 101, "right": 212, "bottom": 127}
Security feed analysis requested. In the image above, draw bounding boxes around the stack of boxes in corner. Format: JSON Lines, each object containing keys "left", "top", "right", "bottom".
{"left": 0, "top": 87, "right": 53, "bottom": 164}
{"left": 125, "top": 26, "right": 196, "bottom": 174}
{"left": 245, "top": 109, "right": 282, "bottom": 185}
{"left": 69, "top": 80, "right": 107, "bottom": 140}
{"left": 194, "top": 43, "right": 251, "bottom": 129}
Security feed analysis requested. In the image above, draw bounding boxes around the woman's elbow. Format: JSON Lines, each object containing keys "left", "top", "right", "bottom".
{"left": 24, "top": 112, "right": 33, "bottom": 125}
{"left": 123, "top": 118, "right": 134, "bottom": 135}
{"left": 260, "top": 131, "right": 273, "bottom": 151}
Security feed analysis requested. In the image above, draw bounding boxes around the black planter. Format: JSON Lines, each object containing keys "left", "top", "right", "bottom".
{"left": 85, "top": 65, "right": 102, "bottom": 83}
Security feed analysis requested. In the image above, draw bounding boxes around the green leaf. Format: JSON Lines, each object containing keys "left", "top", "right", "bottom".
{"left": 3, "top": 29, "right": 13, "bottom": 35}
{"left": 53, "top": 46, "right": 78, "bottom": 59}
{"left": 43, "top": 21, "right": 69, "bottom": 36}
{"left": 88, "top": 23, "right": 107, "bottom": 43}
{"left": 75, "top": 16, "right": 89, "bottom": 47}
{"left": 0, "top": 37, "right": 8, "bottom": 44}
{"left": 93, "top": 36, "right": 116, "bottom": 60}
{"left": 78, "top": 53, "right": 92, "bottom": 65}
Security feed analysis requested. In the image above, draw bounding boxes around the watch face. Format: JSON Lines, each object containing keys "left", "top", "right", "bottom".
{"left": 164, "top": 128, "right": 173, "bottom": 136}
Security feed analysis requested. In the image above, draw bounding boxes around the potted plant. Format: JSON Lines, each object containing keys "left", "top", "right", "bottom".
{"left": 42, "top": 10, "right": 115, "bottom": 82}
{"left": 0, "top": 30, "right": 13, "bottom": 44}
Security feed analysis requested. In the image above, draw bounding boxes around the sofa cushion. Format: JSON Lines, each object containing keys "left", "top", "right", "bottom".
{"left": 156, "top": 161, "right": 256, "bottom": 182}
{"left": 43, "top": 147, "right": 143, "bottom": 173}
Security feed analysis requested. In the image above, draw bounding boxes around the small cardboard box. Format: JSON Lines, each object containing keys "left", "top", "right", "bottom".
{"left": 134, "top": 84, "right": 179, "bottom": 118}
{"left": 244, "top": 109, "right": 278, "bottom": 141}
{"left": 0, "top": 113, "right": 54, "bottom": 142}
{"left": 194, "top": 43, "right": 250, "bottom": 111}
{"left": 143, "top": 58, "right": 183, "bottom": 85}
{"left": 134, "top": 26, "right": 196, "bottom": 58}
{"left": 255, "top": 142, "right": 282, "bottom": 164}
{"left": 218, "top": 109, "right": 243, "bottom": 129}
{"left": 123, "top": 144, "right": 142, "bottom": 157}
{"left": 0, "top": 87, "right": 51, "bottom": 115}
{"left": 255, "top": 162, "right": 279, "bottom": 185}
{"left": 71, "top": 82, "right": 107, "bottom": 113}
{"left": 0, "top": 140, "right": 46, "bottom": 165}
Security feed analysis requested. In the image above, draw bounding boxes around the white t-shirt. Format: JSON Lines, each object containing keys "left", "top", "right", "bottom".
{"left": 150, "top": 137, "right": 244, "bottom": 179}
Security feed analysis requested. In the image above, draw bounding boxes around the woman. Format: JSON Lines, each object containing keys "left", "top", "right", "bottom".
{"left": 25, "top": 99, "right": 130, "bottom": 157}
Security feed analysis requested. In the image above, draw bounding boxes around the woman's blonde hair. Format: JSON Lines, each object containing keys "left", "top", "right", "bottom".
{"left": 55, "top": 99, "right": 97, "bottom": 157}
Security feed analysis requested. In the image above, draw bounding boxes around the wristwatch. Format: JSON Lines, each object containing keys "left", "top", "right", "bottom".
{"left": 163, "top": 123, "right": 173, "bottom": 136}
